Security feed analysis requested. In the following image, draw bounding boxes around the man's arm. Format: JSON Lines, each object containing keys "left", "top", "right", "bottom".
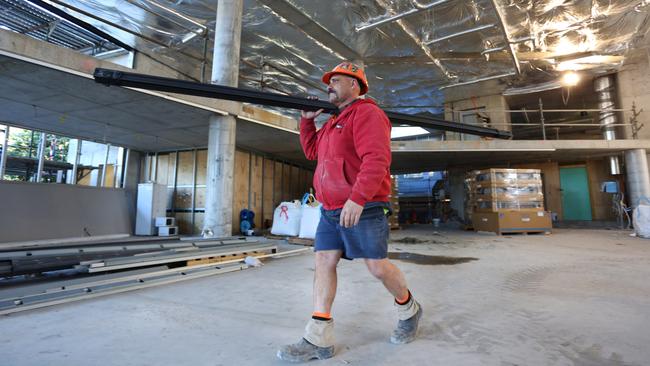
{"left": 299, "top": 106, "right": 323, "bottom": 160}
{"left": 299, "top": 117, "right": 320, "bottom": 160}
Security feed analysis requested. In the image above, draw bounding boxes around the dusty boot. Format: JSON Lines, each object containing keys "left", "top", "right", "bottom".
{"left": 390, "top": 297, "right": 422, "bottom": 344}
{"left": 277, "top": 318, "right": 335, "bottom": 362}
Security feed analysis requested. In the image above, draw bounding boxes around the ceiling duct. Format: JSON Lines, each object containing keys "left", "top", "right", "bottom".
{"left": 594, "top": 75, "right": 621, "bottom": 175}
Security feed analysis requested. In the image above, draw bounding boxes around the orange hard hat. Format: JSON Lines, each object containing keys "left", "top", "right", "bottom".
{"left": 322, "top": 61, "right": 369, "bottom": 95}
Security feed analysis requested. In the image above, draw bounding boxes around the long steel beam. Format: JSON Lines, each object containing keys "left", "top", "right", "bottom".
{"left": 0, "top": 247, "right": 309, "bottom": 315}
{"left": 93, "top": 68, "right": 512, "bottom": 139}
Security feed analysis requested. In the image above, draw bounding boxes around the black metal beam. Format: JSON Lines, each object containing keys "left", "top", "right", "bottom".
{"left": 93, "top": 68, "right": 512, "bottom": 139}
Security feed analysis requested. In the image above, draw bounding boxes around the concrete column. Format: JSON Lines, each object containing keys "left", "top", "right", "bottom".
{"left": 448, "top": 168, "right": 467, "bottom": 221}
{"left": 625, "top": 149, "right": 650, "bottom": 208}
{"left": 202, "top": 0, "right": 243, "bottom": 237}
{"left": 123, "top": 149, "right": 142, "bottom": 234}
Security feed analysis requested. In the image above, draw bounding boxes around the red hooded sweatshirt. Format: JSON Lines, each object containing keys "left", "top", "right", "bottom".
{"left": 300, "top": 99, "right": 392, "bottom": 210}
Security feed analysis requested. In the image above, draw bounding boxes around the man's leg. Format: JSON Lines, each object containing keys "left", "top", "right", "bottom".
{"left": 277, "top": 250, "right": 341, "bottom": 362}
{"left": 365, "top": 258, "right": 422, "bottom": 344}
{"left": 364, "top": 258, "right": 408, "bottom": 299}
{"left": 313, "top": 250, "right": 342, "bottom": 313}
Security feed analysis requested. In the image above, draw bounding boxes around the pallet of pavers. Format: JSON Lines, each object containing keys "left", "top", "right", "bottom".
{"left": 469, "top": 168, "right": 552, "bottom": 235}
{"left": 472, "top": 211, "right": 552, "bottom": 235}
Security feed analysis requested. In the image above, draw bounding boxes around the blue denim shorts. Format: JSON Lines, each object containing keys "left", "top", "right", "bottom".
{"left": 314, "top": 203, "right": 390, "bottom": 260}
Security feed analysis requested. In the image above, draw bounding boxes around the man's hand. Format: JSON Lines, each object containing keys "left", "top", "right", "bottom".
{"left": 340, "top": 199, "right": 363, "bottom": 228}
{"left": 301, "top": 95, "right": 323, "bottom": 120}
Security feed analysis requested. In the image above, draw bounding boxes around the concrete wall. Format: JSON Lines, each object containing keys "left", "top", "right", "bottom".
{"left": 617, "top": 51, "right": 650, "bottom": 140}
{"left": 617, "top": 50, "right": 650, "bottom": 177}
{"left": 444, "top": 94, "right": 512, "bottom": 140}
{"left": 0, "top": 181, "right": 131, "bottom": 243}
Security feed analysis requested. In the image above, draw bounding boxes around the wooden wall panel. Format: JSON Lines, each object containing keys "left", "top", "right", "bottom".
{"left": 291, "top": 165, "right": 301, "bottom": 199}
{"left": 274, "top": 161, "right": 283, "bottom": 206}
{"left": 175, "top": 212, "right": 192, "bottom": 235}
{"left": 177, "top": 151, "right": 194, "bottom": 185}
{"left": 174, "top": 151, "right": 194, "bottom": 210}
{"left": 196, "top": 149, "right": 207, "bottom": 185}
{"left": 586, "top": 159, "right": 618, "bottom": 221}
{"left": 306, "top": 170, "right": 315, "bottom": 196}
{"left": 193, "top": 212, "right": 205, "bottom": 234}
{"left": 301, "top": 169, "right": 312, "bottom": 195}
{"left": 155, "top": 153, "right": 170, "bottom": 185}
{"left": 282, "top": 163, "right": 292, "bottom": 202}
{"left": 232, "top": 150, "right": 250, "bottom": 231}
{"left": 263, "top": 158, "right": 275, "bottom": 229}
{"left": 250, "top": 154, "right": 264, "bottom": 229}
{"left": 146, "top": 146, "right": 315, "bottom": 235}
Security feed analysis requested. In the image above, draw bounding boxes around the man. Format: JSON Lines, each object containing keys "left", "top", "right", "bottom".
{"left": 277, "top": 62, "right": 422, "bottom": 362}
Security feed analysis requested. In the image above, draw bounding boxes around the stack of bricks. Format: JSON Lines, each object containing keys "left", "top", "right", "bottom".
{"left": 388, "top": 176, "right": 400, "bottom": 230}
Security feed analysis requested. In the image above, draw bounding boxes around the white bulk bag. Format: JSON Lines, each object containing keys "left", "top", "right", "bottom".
{"left": 633, "top": 197, "right": 650, "bottom": 239}
{"left": 299, "top": 194, "right": 321, "bottom": 239}
{"left": 271, "top": 201, "right": 302, "bottom": 236}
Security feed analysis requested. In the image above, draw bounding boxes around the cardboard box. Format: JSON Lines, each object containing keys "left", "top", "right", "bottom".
{"left": 155, "top": 217, "right": 175, "bottom": 227}
{"left": 472, "top": 211, "right": 552, "bottom": 235}
{"left": 158, "top": 226, "right": 178, "bottom": 236}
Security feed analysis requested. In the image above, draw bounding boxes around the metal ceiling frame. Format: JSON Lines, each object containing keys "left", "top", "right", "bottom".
{"left": 0, "top": 0, "right": 127, "bottom": 53}
{"left": 487, "top": 0, "right": 521, "bottom": 75}
{"left": 424, "top": 24, "right": 496, "bottom": 45}
{"left": 355, "top": 0, "right": 452, "bottom": 32}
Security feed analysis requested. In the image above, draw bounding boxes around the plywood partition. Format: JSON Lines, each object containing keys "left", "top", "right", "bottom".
{"left": 195, "top": 149, "right": 207, "bottom": 218}
{"left": 301, "top": 169, "right": 313, "bottom": 196}
{"left": 263, "top": 158, "right": 275, "bottom": 229}
{"left": 155, "top": 153, "right": 171, "bottom": 185}
{"left": 232, "top": 150, "right": 251, "bottom": 231}
{"left": 250, "top": 154, "right": 264, "bottom": 229}
{"left": 174, "top": 150, "right": 195, "bottom": 233}
{"left": 282, "top": 162, "right": 292, "bottom": 203}
{"left": 273, "top": 161, "right": 283, "bottom": 207}
{"left": 586, "top": 159, "right": 619, "bottom": 221}
{"left": 291, "top": 166, "right": 301, "bottom": 200}
{"left": 143, "top": 149, "right": 314, "bottom": 235}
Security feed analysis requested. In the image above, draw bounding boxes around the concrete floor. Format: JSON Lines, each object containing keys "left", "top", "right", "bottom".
{"left": 1, "top": 227, "right": 649, "bottom": 365}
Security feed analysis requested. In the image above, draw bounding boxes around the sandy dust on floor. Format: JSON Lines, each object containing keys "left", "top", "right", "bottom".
{"left": 1, "top": 226, "right": 649, "bottom": 366}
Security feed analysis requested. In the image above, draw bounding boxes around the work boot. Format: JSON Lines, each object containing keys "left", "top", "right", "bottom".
{"left": 276, "top": 338, "right": 335, "bottom": 362}
{"left": 277, "top": 318, "right": 335, "bottom": 362}
{"left": 390, "top": 298, "right": 422, "bottom": 344}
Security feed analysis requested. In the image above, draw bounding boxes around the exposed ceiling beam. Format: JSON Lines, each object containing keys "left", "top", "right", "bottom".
{"left": 487, "top": 0, "right": 521, "bottom": 74}
{"left": 256, "top": 0, "right": 361, "bottom": 61}
{"left": 365, "top": 51, "right": 580, "bottom": 64}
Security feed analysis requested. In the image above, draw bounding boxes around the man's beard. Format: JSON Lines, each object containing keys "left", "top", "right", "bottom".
{"left": 328, "top": 91, "right": 340, "bottom": 104}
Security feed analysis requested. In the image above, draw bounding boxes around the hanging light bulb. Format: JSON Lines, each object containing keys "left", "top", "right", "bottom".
{"left": 561, "top": 71, "right": 580, "bottom": 86}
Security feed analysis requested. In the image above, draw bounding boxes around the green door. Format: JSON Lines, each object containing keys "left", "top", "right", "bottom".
{"left": 559, "top": 166, "right": 592, "bottom": 220}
